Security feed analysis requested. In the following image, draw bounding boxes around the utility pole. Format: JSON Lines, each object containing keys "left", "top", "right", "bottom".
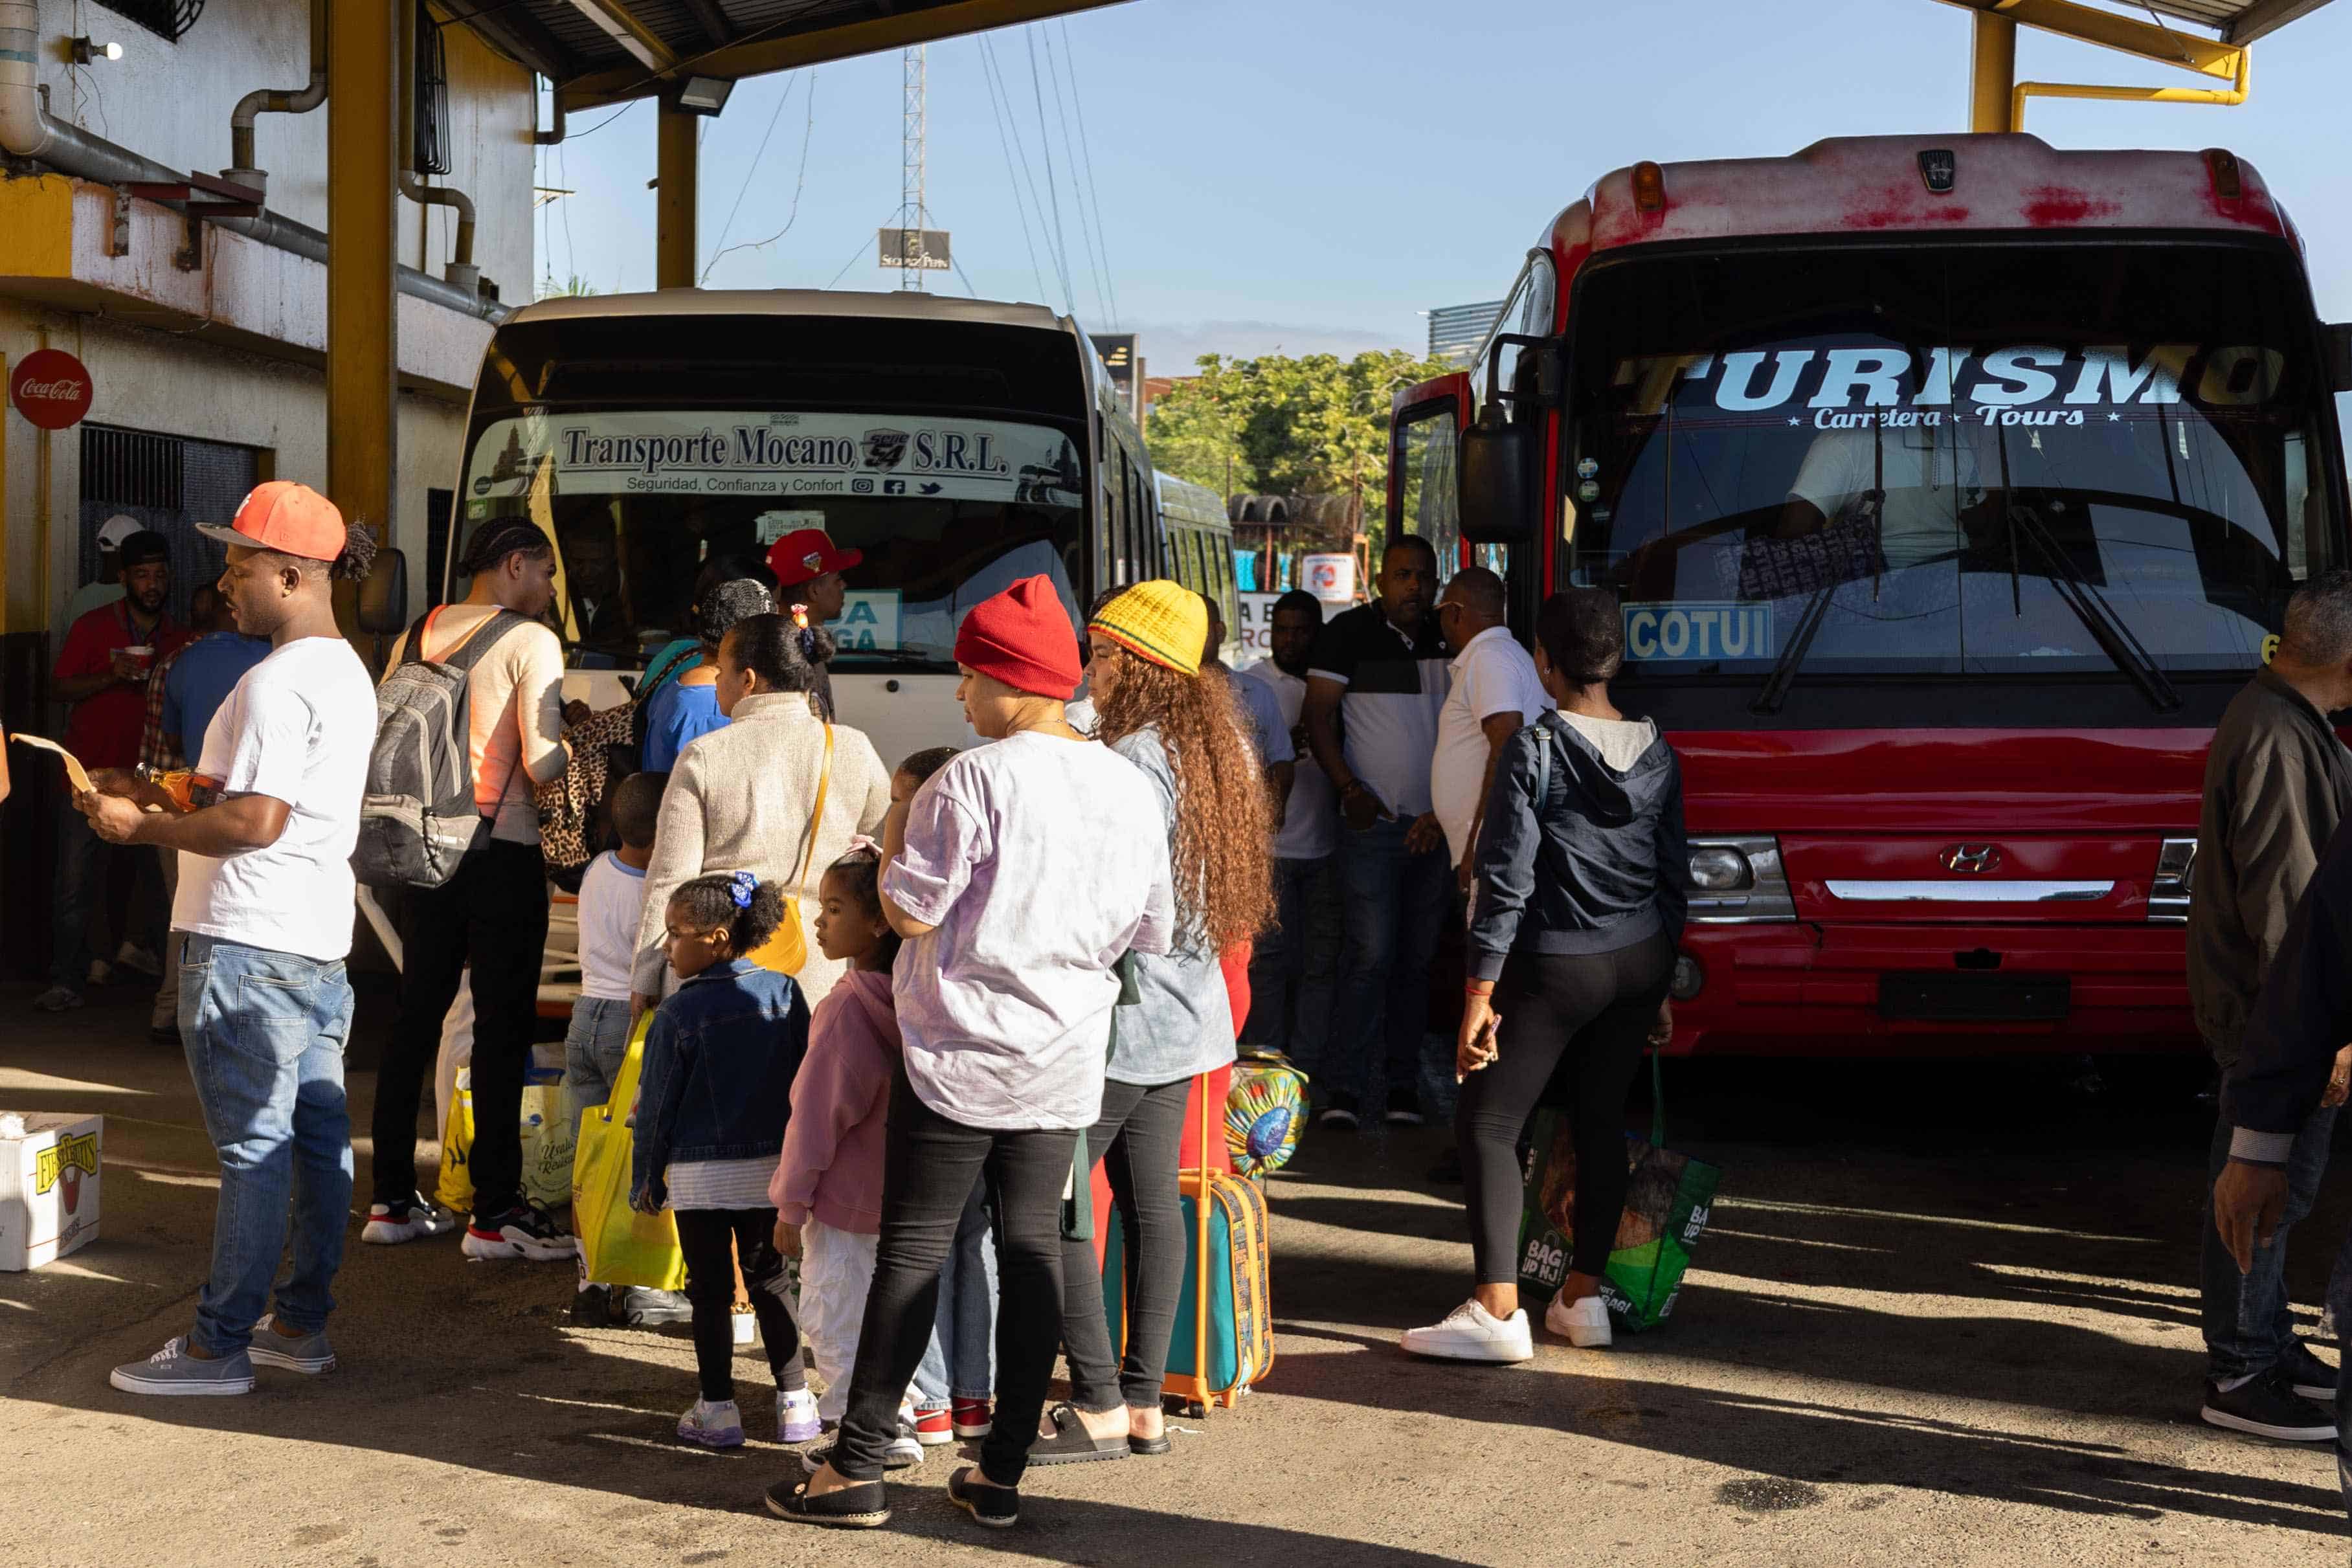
{"left": 901, "top": 44, "right": 925, "bottom": 291}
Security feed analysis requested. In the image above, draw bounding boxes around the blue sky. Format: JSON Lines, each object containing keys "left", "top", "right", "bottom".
{"left": 535, "top": 0, "right": 2352, "bottom": 368}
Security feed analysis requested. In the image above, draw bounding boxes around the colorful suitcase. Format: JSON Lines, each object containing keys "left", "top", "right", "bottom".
{"left": 1100, "top": 1070, "right": 1275, "bottom": 1414}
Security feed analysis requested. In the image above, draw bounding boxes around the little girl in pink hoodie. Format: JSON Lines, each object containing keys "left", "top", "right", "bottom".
{"left": 772, "top": 846, "right": 950, "bottom": 1451}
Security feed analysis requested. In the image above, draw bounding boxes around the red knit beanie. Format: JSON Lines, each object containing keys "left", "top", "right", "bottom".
{"left": 954, "top": 576, "right": 1083, "bottom": 699}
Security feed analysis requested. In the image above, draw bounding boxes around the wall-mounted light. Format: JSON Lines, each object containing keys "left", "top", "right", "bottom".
{"left": 670, "top": 76, "right": 734, "bottom": 117}
{"left": 69, "top": 36, "right": 122, "bottom": 64}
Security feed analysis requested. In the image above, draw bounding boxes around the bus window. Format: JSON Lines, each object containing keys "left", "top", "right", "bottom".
{"left": 1396, "top": 403, "right": 1462, "bottom": 569}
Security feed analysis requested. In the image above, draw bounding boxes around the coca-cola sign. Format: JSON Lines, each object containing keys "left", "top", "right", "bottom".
{"left": 10, "top": 350, "right": 92, "bottom": 431}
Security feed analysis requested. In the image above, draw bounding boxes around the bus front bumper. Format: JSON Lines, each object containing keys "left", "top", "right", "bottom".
{"left": 1666, "top": 921, "right": 2199, "bottom": 1057}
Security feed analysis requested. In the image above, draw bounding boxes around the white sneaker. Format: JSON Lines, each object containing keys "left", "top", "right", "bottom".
{"left": 678, "top": 1397, "right": 744, "bottom": 1449}
{"left": 1399, "top": 1299, "right": 1534, "bottom": 1363}
{"left": 86, "top": 959, "right": 113, "bottom": 988}
{"left": 1545, "top": 1291, "right": 1613, "bottom": 1349}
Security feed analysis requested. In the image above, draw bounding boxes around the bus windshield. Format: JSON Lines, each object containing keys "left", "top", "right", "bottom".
{"left": 458, "top": 407, "right": 1086, "bottom": 673}
{"left": 1563, "top": 241, "right": 2339, "bottom": 702}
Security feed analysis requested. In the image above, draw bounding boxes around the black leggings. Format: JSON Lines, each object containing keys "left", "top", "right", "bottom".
{"left": 1457, "top": 932, "right": 1675, "bottom": 1284}
{"left": 673, "top": 1207, "right": 805, "bottom": 1403}
{"left": 1059, "top": 1076, "right": 1191, "bottom": 1412}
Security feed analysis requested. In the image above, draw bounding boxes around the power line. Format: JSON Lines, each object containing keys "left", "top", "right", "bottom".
{"left": 1058, "top": 20, "right": 1119, "bottom": 330}
{"left": 1024, "top": 30, "right": 1076, "bottom": 315}
{"left": 1040, "top": 26, "right": 1108, "bottom": 328}
{"left": 702, "top": 72, "right": 801, "bottom": 284}
{"left": 703, "top": 71, "right": 820, "bottom": 279}
{"left": 566, "top": 99, "right": 639, "bottom": 139}
{"left": 976, "top": 36, "right": 1049, "bottom": 305}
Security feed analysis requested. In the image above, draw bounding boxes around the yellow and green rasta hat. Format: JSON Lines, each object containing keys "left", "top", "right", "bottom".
{"left": 1088, "top": 579, "right": 1207, "bottom": 677}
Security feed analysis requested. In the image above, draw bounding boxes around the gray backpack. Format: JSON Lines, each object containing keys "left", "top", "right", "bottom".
{"left": 352, "top": 608, "right": 528, "bottom": 890}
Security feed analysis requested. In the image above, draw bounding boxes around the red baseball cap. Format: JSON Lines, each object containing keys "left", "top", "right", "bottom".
{"left": 197, "top": 481, "right": 346, "bottom": 561}
{"left": 765, "top": 528, "right": 863, "bottom": 590}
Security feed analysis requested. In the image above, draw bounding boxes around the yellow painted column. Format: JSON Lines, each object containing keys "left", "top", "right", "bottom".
{"left": 656, "top": 103, "right": 699, "bottom": 289}
{"left": 328, "top": 0, "right": 399, "bottom": 612}
{"left": 1970, "top": 10, "right": 2019, "bottom": 133}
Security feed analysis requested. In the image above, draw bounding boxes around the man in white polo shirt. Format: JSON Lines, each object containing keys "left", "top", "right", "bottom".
{"left": 80, "top": 482, "right": 379, "bottom": 1396}
{"left": 1432, "top": 567, "right": 1552, "bottom": 883}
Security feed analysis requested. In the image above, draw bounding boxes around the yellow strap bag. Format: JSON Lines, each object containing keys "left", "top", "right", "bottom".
{"left": 572, "top": 1011, "right": 688, "bottom": 1291}
{"left": 745, "top": 722, "right": 833, "bottom": 976}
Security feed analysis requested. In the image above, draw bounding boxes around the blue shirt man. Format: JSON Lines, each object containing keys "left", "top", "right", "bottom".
{"left": 164, "top": 630, "right": 273, "bottom": 763}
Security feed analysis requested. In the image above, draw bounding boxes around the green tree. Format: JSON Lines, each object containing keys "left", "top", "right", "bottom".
{"left": 1145, "top": 348, "right": 1453, "bottom": 550}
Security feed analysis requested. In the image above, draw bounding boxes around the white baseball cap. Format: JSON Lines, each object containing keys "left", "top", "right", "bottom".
{"left": 95, "top": 514, "right": 142, "bottom": 551}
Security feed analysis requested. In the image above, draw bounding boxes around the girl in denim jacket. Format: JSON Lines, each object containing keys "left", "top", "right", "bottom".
{"left": 633, "top": 870, "right": 814, "bottom": 1449}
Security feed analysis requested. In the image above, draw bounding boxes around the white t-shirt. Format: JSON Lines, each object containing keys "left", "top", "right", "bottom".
{"left": 173, "top": 636, "right": 377, "bottom": 962}
{"left": 1241, "top": 660, "right": 1336, "bottom": 862}
{"left": 386, "top": 604, "right": 566, "bottom": 845}
{"left": 576, "top": 850, "right": 649, "bottom": 1002}
{"left": 882, "top": 732, "right": 1174, "bottom": 1131}
{"left": 1433, "top": 626, "right": 1552, "bottom": 867}
{"left": 1787, "top": 423, "right": 1982, "bottom": 570}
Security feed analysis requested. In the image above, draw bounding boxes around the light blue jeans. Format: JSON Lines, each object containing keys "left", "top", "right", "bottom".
{"left": 936, "top": 1177, "right": 998, "bottom": 1402}
{"left": 563, "top": 994, "right": 634, "bottom": 1130}
{"left": 178, "top": 934, "right": 355, "bottom": 1357}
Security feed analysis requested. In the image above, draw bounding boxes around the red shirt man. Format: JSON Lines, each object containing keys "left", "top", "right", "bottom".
{"left": 54, "top": 532, "right": 188, "bottom": 770}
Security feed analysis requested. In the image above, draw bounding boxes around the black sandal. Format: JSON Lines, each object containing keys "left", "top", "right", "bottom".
{"left": 763, "top": 1475, "right": 890, "bottom": 1529}
{"left": 1024, "top": 1402, "right": 1131, "bottom": 1466}
{"left": 1129, "top": 1432, "right": 1172, "bottom": 1456}
{"left": 948, "top": 1466, "right": 1020, "bottom": 1529}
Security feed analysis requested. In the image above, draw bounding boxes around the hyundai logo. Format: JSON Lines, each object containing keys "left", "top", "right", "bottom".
{"left": 1941, "top": 844, "right": 2003, "bottom": 873}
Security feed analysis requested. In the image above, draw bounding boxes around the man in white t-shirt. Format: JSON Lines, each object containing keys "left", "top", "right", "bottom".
{"left": 370, "top": 519, "right": 573, "bottom": 1263}
{"left": 1782, "top": 420, "right": 1982, "bottom": 571}
{"left": 1241, "top": 590, "right": 1341, "bottom": 1062}
{"left": 80, "top": 482, "right": 379, "bottom": 1397}
{"left": 1432, "top": 567, "right": 1552, "bottom": 881}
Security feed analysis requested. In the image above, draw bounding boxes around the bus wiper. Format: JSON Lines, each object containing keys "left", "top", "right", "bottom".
{"left": 2004, "top": 498, "right": 2181, "bottom": 715}
{"left": 1751, "top": 581, "right": 1839, "bottom": 716}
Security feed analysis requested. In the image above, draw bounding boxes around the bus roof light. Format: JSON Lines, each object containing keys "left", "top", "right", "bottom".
{"left": 1631, "top": 161, "right": 1666, "bottom": 212}
{"left": 2203, "top": 148, "right": 2243, "bottom": 203}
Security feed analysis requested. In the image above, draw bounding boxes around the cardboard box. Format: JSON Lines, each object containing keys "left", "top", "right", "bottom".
{"left": 0, "top": 1113, "right": 103, "bottom": 1270}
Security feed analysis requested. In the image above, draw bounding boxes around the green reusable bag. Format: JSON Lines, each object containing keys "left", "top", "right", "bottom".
{"left": 1515, "top": 1051, "right": 1720, "bottom": 1332}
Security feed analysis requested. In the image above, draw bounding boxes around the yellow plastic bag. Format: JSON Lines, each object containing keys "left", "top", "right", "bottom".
{"left": 435, "top": 1073, "right": 572, "bottom": 1215}
{"left": 572, "top": 1013, "right": 687, "bottom": 1292}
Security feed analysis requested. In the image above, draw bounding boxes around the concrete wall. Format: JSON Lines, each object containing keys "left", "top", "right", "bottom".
{"left": 28, "top": 0, "right": 536, "bottom": 301}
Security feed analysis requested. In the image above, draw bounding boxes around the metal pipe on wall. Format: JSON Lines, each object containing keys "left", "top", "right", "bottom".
{"left": 396, "top": 0, "right": 479, "bottom": 294}
{"left": 0, "top": 0, "right": 502, "bottom": 320}
{"left": 226, "top": 0, "right": 328, "bottom": 197}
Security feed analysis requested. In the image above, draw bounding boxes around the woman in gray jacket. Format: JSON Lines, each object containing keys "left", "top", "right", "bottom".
{"left": 1035, "top": 580, "right": 1272, "bottom": 1464}
{"left": 632, "top": 614, "right": 891, "bottom": 1014}
{"left": 1402, "top": 587, "right": 1686, "bottom": 1365}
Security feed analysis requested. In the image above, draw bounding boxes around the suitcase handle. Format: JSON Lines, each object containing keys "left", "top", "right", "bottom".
{"left": 1193, "top": 1068, "right": 1213, "bottom": 1414}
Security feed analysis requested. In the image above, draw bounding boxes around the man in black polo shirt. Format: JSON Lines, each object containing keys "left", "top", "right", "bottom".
{"left": 1301, "top": 536, "right": 1451, "bottom": 1129}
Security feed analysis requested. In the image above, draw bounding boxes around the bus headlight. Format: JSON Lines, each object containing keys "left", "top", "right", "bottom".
{"left": 1686, "top": 836, "right": 1796, "bottom": 923}
{"left": 1670, "top": 954, "right": 1705, "bottom": 1001}
{"left": 1688, "top": 846, "right": 1753, "bottom": 892}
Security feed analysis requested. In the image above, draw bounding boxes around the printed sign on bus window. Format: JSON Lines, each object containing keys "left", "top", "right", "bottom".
{"left": 1622, "top": 602, "right": 1776, "bottom": 662}
{"left": 831, "top": 590, "right": 903, "bottom": 652}
{"left": 466, "top": 410, "right": 1084, "bottom": 507}
{"left": 1608, "top": 343, "right": 2287, "bottom": 423}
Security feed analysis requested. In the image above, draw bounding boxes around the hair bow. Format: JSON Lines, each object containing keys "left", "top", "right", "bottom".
{"left": 790, "top": 601, "right": 811, "bottom": 632}
{"left": 846, "top": 834, "right": 880, "bottom": 856}
{"left": 727, "top": 869, "right": 757, "bottom": 909}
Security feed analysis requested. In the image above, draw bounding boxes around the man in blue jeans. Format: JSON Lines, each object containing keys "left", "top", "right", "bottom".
{"left": 2190, "top": 572, "right": 2352, "bottom": 1441}
{"left": 79, "top": 481, "right": 381, "bottom": 1396}
{"left": 1301, "top": 537, "right": 1451, "bottom": 1130}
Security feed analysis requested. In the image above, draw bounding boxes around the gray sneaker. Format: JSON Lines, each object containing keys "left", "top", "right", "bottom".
{"left": 109, "top": 1337, "right": 254, "bottom": 1397}
{"left": 247, "top": 1315, "right": 337, "bottom": 1374}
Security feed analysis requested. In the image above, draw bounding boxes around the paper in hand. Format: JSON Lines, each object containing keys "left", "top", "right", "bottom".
{"left": 10, "top": 734, "right": 95, "bottom": 795}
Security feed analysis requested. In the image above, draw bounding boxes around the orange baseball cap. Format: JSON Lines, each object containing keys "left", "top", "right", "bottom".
{"left": 197, "top": 481, "right": 346, "bottom": 561}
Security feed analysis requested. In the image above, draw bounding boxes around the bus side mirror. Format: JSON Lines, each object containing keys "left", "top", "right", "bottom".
{"left": 1460, "top": 402, "right": 1532, "bottom": 544}
{"left": 358, "top": 547, "right": 409, "bottom": 636}
{"left": 2326, "top": 323, "right": 2352, "bottom": 392}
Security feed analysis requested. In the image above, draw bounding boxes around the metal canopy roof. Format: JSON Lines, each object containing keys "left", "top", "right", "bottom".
{"left": 445, "top": 0, "right": 1130, "bottom": 110}
{"left": 2138, "top": 0, "right": 2335, "bottom": 43}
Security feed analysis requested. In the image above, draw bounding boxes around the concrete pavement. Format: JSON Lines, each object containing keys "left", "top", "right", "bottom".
{"left": 2, "top": 978, "right": 2347, "bottom": 1566}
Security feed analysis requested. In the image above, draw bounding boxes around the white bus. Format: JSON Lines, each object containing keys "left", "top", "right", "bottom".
{"left": 445, "top": 289, "right": 1165, "bottom": 765}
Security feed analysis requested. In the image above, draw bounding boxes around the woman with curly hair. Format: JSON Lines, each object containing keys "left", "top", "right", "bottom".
{"left": 1033, "top": 579, "right": 1274, "bottom": 1465}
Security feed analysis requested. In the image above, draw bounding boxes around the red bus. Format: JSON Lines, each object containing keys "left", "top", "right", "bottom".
{"left": 1395, "top": 133, "right": 2352, "bottom": 1057}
